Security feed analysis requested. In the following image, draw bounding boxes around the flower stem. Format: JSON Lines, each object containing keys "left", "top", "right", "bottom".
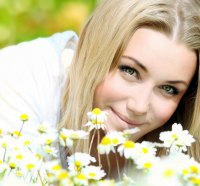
{"left": 3, "top": 148, "right": 7, "bottom": 162}
{"left": 18, "top": 121, "right": 25, "bottom": 138}
{"left": 115, "top": 152, "right": 121, "bottom": 180}
{"left": 89, "top": 129, "right": 96, "bottom": 154}
{"left": 38, "top": 170, "right": 45, "bottom": 186}
{"left": 97, "top": 130, "right": 102, "bottom": 167}
{"left": 106, "top": 154, "right": 111, "bottom": 177}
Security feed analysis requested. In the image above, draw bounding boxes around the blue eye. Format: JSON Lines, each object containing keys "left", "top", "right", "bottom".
{"left": 160, "top": 85, "right": 179, "bottom": 95}
{"left": 118, "top": 65, "right": 140, "bottom": 79}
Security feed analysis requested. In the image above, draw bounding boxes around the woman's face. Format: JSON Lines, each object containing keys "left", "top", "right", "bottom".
{"left": 94, "top": 28, "right": 197, "bottom": 141}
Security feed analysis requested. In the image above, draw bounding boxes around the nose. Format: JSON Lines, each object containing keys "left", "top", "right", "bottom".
{"left": 127, "top": 86, "right": 152, "bottom": 116}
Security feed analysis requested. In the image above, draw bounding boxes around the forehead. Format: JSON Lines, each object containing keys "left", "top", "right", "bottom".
{"left": 122, "top": 28, "right": 197, "bottom": 84}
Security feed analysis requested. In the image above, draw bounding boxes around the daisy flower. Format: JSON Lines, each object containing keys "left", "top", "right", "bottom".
{"left": 55, "top": 169, "right": 73, "bottom": 186}
{"left": 59, "top": 128, "right": 88, "bottom": 147}
{"left": 96, "top": 180, "right": 116, "bottom": 186}
{"left": 137, "top": 141, "right": 157, "bottom": 157}
{"left": 67, "top": 153, "right": 96, "bottom": 174}
{"left": 45, "top": 160, "right": 62, "bottom": 173}
{"left": 107, "top": 131, "right": 126, "bottom": 146}
{"left": 159, "top": 123, "right": 195, "bottom": 152}
{"left": 98, "top": 136, "right": 115, "bottom": 155}
{"left": 43, "top": 145, "right": 58, "bottom": 157}
{"left": 37, "top": 123, "right": 49, "bottom": 134}
{"left": 20, "top": 136, "right": 32, "bottom": 148}
{"left": 146, "top": 156, "right": 183, "bottom": 186}
{"left": 179, "top": 156, "right": 200, "bottom": 182}
{"left": 134, "top": 155, "right": 160, "bottom": 170}
{"left": 123, "top": 128, "right": 140, "bottom": 139}
{"left": 117, "top": 140, "right": 138, "bottom": 159}
{"left": 19, "top": 114, "right": 29, "bottom": 122}
{"left": 37, "top": 121, "right": 58, "bottom": 134}
{"left": 85, "top": 108, "right": 108, "bottom": 131}
{"left": 8, "top": 159, "right": 18, "bottom": 170}
{"left": 20, "top": 152, "right": 39, "bottom": 172}
{"left": 45, "top": 160, "right": 63, "bottom": 183}
{"left": 73, "top": 173, "right": 88, "bottom": 186}
{"left": 38, "top": 133, "right": 58, "bottom": 146}
{"left": 10, "top": 130, "right": 23, "bottom": 138}
{"left": 98, "top": 131, "right": 125, "bottom": 154}
{"left": 82, "top": 165, "right": 106, "bottom": 180}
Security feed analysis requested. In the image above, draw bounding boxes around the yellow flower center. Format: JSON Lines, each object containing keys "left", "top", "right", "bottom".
{"left": 60, "top": 133, "right": 67, "bottom": 140}
{"left": 52, "top": 165, "right": 61, "bottom": 171}
{"left": 89, "top": 172, "right": 96, "bottom": 177}
{"left": 144, "top": 162, "right": 152, "bottom": 169}
{"left": 70, "top": 133, "right": 79, "bottom": 139}
{"left": 20, "top": 114, "right": 29, "bottom": 121}
{"left": 124, "top": 141, "right": 135, "bottom": 148}
{"left": 182, "top": 169, "right": 189, "bottom": 175}
{"left": 101, "top": 137, "right": 111, "bottom": 145}
{"left": 92, "top": 120, "right": 103, "bottom": 125}
{"left": 171, "top": 134, "right": 178, "bottom": 140}
{"left": 163, "top": 169, "right": 174, "bottom": 177}
{"left": 14, "top": 147, "right": 19, "bottom": 151}
{"left": 24, "top": 140, "right": 31, "bottom": 146}
{"left": 26, "top": 163, "right": 35, "bottom": 170}
{"left": 190, "top": 165, "right": 199, "bottom": 174}
{"left": 142, "top": 147, "right": 149, "bottom": 154}
{"left": 16, "top": 154, "right": 23, "bottom": 160}
{"left": 12, "top": 131, "right": 22, "bottom": 137}
{"left": 76, "top": 173, "right": 87, "bottom": 180}
{"left": 57, "top": 171, "right": 69, "bottom": 180}
{"left": 37, "top": 126, "right": 47, "bottom": 133}
{"left": 75, "top": 161, "right": 82, "bottom": 171}
{"left": 9, "top": 162, "right": 17, "bottom": 169}
{"left": 45, "top": 139, "right": 52, "bottom": 145}
{"left": 112, "top": 138, "right": 119, "bottom": 145}
{"left": 35, "top": 153, "right": 42, "bottom": 160}
{"left": 2, "top": 142, "right": 7, "bottom": 148}
{"left": 45, "top": 147, "right": 52, "bottom": 153}
{"left": 75, "top": 161, "right": 82, "bottom": 167}
{"left": 16, "top": 171, "right": 23, "bottom": 177}
{"left": 92, "top": 108, "right": 102, "bottom": 115}
{"left": 190, "top": 177, "right": 200, "bottom": 184}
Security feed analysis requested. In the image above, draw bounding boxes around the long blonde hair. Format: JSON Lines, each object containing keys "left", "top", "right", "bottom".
{"left": 60, "top": 0, "right": 200, "bottom": 159}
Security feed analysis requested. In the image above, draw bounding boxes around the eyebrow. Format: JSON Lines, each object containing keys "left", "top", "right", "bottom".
{"left": 122, "top": 55, "right": 188, "bottom": 88}
{"left": 166, "top": 81, "right": 188, "bottom": 88}
{"left": 122, "top": 55, "right": 148, "bottom": 72}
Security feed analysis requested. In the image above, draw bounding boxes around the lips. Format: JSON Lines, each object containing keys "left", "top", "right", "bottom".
{"left": 111, "top": 107, "right": 143, "bottom": 126}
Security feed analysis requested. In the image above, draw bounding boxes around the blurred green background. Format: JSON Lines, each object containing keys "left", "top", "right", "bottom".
{"left": 0, "top": 0, "right": 98, "bottom": 48}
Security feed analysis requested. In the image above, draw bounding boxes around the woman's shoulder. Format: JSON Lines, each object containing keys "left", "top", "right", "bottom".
{"left": 0, "top": 31, "right": 78, "bottom": 136}
{"left": 0, "top": 31, "right": 78, "bottom": 63}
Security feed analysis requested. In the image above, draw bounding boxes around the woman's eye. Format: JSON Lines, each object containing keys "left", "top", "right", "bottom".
{"left": 118, "top": 65, "right": 140, "bottom": 79}
{"left": 160, "top": 85, "right": 179, "bottom": 95}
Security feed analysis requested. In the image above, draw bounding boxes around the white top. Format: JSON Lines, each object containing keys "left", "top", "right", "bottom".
{"left": 0, "top": 31, "right": 78, "bottom": 138}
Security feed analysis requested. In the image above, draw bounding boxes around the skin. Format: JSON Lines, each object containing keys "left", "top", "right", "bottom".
{"left": 94, "top": 28, "right": 196, "bottom": 141}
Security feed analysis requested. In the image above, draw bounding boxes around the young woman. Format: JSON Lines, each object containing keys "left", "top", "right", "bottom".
{"left": 0, "top": 0, "right": 199, "bottom": 177}
{"left": 60, "top": 0, "right": 200, "bottom": 163}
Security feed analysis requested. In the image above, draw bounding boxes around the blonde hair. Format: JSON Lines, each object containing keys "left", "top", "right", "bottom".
{"left": 60, "top": 0, "right": 200, "bottom": 159}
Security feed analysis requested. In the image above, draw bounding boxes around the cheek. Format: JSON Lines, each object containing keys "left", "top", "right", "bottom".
{"left": 94, "top": 74, "right": 126, "bottom": 107}
{"left": 94, "top": 81, "right": 119, "bottom": 107}
{"left": 153, "top": 102, "right": 178, "bottom": 127}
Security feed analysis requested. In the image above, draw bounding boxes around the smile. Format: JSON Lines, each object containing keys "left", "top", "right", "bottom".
{"left": 111, "top": 107, "right": 143, "bottom": 126}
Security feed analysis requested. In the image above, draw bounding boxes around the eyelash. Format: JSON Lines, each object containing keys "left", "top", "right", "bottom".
{"left": 118, "top": 65, "right": 180, "bottom": 96}
{"left": 159, "top": 85, "right": 179, "bottom": 96}
{"left": 118, "top": 65, "right": 140, "bottom": 79}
